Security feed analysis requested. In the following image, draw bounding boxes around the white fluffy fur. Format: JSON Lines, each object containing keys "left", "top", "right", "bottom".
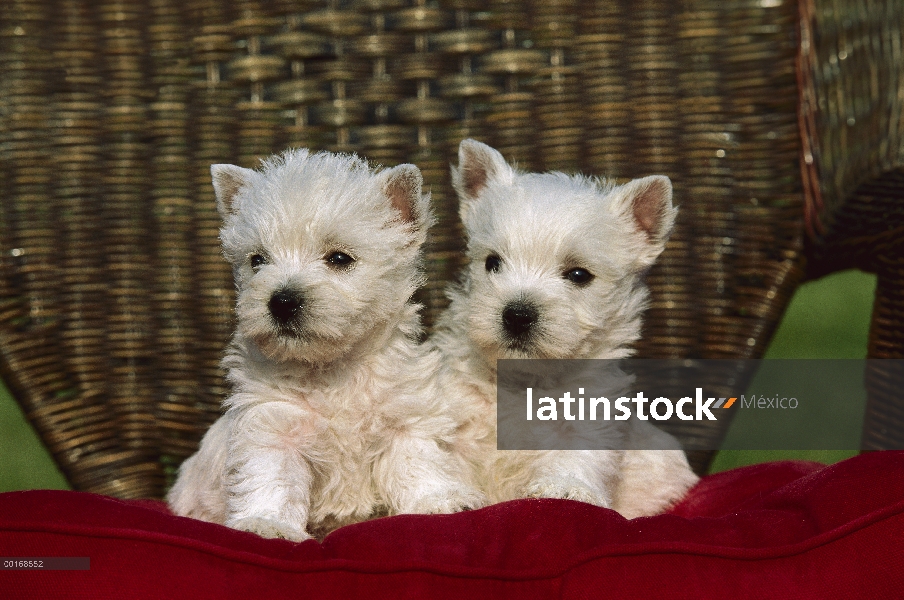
{"left": 167, "top": 149, "right": 484, "bottom": 541}
{"left": 433, "top": 139, "right": 698, "bottom": 518}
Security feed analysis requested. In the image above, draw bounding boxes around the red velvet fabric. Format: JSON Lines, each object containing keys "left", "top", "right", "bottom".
{"left": 1, "top": 452, "right": 903, "bottom": 598}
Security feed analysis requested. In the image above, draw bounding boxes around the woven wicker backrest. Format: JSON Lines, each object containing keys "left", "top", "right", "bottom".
{"left": 1, "top": 0, "right": 901, "bottom": 498}
{"left": 798, "top": 0, "right": 904, "bottom": 449}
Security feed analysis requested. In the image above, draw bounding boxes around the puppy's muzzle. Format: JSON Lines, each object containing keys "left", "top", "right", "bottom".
{"left": 502, "top": 301, "right": 538, "bottom": 338}
{"left": 269, "top": 289, "right": 304, "bottom": 326}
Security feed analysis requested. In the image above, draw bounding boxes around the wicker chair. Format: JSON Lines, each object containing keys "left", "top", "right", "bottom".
{"left": 0, "top": 0, "right": 901, "bottom": 500}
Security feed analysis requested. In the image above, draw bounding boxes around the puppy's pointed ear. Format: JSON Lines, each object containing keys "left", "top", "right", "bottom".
{"left": 211, "top": 164, "right": 256, "bottom": 218}
{"left": 382, "top": 164, "right": 431, "bottom": 233}
{"left": 609, "top": 175, "right": 677, "bottom": 263}
{"left": 451, "top": 139, "right": 513, "bottom": 223}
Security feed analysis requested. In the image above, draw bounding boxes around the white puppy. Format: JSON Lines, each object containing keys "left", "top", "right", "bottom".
{"left": 433, "top": 139, "right": 698, "bottom": 518}
{"left": 168, "top": 149, "right": 485, "bottom": 541}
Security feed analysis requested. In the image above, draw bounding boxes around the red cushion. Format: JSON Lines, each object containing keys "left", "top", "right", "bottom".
{"left": 2, "top": 452, "right": 903, "bottom": 598}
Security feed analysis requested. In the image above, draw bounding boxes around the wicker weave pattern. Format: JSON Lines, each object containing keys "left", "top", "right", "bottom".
{"left": 799, "top": 1, "right": 904, "bottom": 450}
{"left": 0, "top": 0, "right": 897, "bottom": 498}
{"left": 801, "top": 0, "right": 904, "bottom": 235}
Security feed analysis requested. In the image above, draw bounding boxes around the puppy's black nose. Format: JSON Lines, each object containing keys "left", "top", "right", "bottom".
{"left": 502, "top": 302, "right": 538, "bottom": 337}
{"left": 269, "top": 290, "right": 304, "bottom": 324}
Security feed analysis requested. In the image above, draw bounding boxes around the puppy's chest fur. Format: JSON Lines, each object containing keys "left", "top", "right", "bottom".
{"left": 227, "top": 335, "right": 435, "bottom": 526}
{"left": 242, "top": 369, "right": 394, "bottom": 510}
{"left": 438, "top": 347, "right": 498, "bottom": 457}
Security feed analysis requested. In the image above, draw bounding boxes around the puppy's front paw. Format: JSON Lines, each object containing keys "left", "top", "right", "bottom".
{"left": 226, "top": 516, "right": 311, "bottom": 542}
{"left": 404, "top": 484, "right": 489, "bottom": 515}
{"left": 524, "top": 477, "right": 611, "bottom": 508}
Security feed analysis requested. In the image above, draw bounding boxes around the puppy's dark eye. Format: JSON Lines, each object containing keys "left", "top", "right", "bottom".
{"left": 564, "top": 267, "right": 594, "bottom": 285}
{"left": 485, "top": 255, "right": 502, "bottom": 273}
{"left": 249, "top": 254, "right": 267, "bottom": 269}
{"left": 326, "top": 251, "right": 355, "bottom": 267}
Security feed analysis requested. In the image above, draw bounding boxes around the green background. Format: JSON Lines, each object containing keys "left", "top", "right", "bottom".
{"left": 0, "top": 269, "right": 877, "bottom": 492}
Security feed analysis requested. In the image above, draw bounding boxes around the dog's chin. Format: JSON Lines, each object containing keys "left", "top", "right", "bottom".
{"left": 493, "top": 334, "right": 581, "bottom": 361}
{"left": 251, "top": 329, "right": 350, "bottom": 365}
{"left": 498, "top": 340, "right": 538, "bottom": 359}
{"left": 473, "top": 336, "right": 548, "bottom": 362}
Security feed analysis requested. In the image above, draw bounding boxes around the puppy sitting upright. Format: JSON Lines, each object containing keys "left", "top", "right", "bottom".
{"left": 168, "top": 149, "right": 484, "bottom": 541}
{"left": 433, "top": 139, "right": 698, "bottom": 518}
